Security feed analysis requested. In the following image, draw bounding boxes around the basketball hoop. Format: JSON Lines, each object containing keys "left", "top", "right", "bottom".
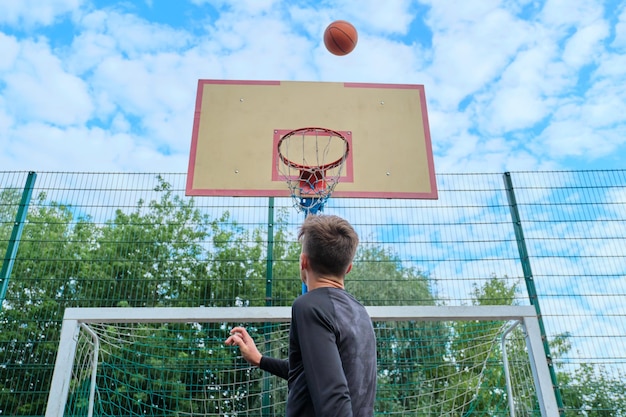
{"left": 277, "top": 127, "right": 350, "bottom": 214}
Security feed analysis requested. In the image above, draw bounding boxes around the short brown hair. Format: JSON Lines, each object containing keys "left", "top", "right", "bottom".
{"left": 298, "top": 214, "right": 359, "bottom": 277}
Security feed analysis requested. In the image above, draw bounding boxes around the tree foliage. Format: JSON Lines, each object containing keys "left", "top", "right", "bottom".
{"left": 559, "top": 363, "right": 626, "bottom": 416}
{"left": 349, "top": 245, "right": 434, "bottom": 306}
{"left": 0, "top": 181, "right": 624, "bottom": 416}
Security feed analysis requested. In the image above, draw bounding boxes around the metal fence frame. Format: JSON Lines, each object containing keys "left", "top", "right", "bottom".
{"left": 1, "top": 169, "right": 625, "bottom": 416}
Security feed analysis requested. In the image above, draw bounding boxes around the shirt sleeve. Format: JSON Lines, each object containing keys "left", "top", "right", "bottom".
{"left": 259, "top": 356, "right": 289, "bottom": 380}
{"left": 293, "top": 300, "right": 353, "bottom": 417}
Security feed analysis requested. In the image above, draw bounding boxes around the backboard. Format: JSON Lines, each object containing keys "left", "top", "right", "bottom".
{"left": 186, "top": 80, "right": 437, "bottom": 199}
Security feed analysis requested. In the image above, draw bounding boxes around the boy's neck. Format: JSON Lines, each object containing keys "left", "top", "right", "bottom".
{"left": 306, "top": 276, "right": 344, "bottom": 290}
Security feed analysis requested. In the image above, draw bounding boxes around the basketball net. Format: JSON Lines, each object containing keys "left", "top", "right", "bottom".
{"left": 277, "top": 127, "right": 349, "bottom": 215}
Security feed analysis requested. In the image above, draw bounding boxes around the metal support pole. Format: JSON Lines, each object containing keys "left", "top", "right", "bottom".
{"left": 265, "top": 197, "right": 275, "bottom": 307}
{"left": 503, "top": 172, "right": 565, "bottom": 415}
{"left": 300, "top": 197, "right": 325, "bottom": 294}
{"left": 0, "top": 171, "right": 37, "bottom": 310}
{"left": 262, "top": 197, "right": 275, "bottom": 417}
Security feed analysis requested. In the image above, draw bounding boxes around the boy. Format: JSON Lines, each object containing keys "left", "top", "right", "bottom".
{"left": 225, "top": 214, "right": 376, "bottom": 417}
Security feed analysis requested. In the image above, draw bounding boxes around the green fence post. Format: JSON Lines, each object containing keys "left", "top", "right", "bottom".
{"left": 265, "top": 197, "right": 275, "bottom": 307}
{"left": 503, "top": 172, "right": 565, "bottom": 415}
{"left": 262, "top": 197, "right": 275, "bottom": 417}
{"left": 0, "top": 171, "right": 37, "bottom": 310}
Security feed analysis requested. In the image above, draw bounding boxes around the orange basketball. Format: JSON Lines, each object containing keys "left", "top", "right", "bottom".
{"left": 324, "top": 20, "right": 358, "bottom": 56}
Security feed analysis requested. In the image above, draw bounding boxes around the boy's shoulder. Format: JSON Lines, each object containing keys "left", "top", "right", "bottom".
{"left": 292, "top": 287, "right": 334, "bottom": 309}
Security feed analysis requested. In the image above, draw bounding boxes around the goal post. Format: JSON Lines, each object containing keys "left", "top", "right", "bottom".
{"left": 45, "top": 305, "right": 559, "bottom": 417}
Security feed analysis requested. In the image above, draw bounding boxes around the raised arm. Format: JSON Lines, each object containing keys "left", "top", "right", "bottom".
{"left": 225, "top": 326, "right": 289, "bottom": 380}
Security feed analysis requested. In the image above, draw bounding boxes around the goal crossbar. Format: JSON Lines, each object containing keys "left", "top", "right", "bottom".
{"left": 45, "top": 305, "right": 559, "bottom": 417}
{"left": 60, "top": 305, "right": 538, "bottom": 323}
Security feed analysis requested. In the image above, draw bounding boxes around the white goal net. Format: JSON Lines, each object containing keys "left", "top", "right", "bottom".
{"left": 45, "top": 306, "right": 558, "bottom": 417}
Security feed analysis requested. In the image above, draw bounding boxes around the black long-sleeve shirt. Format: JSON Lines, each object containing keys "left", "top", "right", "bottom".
{"left": 260, "top": 287, "right": 377, "bottom": 417}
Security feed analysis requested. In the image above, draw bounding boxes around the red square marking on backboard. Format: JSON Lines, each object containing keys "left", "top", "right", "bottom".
{"left": 271, "top": 129, "right": 354, "bottom": 183}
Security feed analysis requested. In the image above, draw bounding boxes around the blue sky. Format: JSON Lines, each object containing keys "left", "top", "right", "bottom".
{"left": 1, "top": 0, "right": 626, "bottom": 174}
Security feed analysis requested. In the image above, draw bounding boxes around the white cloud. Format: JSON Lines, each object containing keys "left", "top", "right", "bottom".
{"left": 561, "top": 20, "right": 609, "bottom": 68}
{"left": 425, "top": 2, "right": 533, "bottom": 110}
{"left": 74, "top": 10, "right": 193, "bottom": 58}
{"left": 2, "top": 38, "right": 93, "bottom": 126}
{"left": 316, "top": 35, "right": 427, "bottom": 84}
{"left": 191, "top": 0, "right": 280, "bottom": 15}
{"left": 532, "top": 28, "right": 626, "bottom": 159}
{"left": 604, "top": 187, "right": 626, "bottom": 218}
{"left": 428, "top": 108, "right": 472, "bottom": 152}
{"left": 0, "top": 0, "right": 82, "bottom": 27}
{"left": 0, "top": 0, "right": 625, "bottom": 175}
{"left": 0, "top": 103, "right": 11, "bottom": 132}
{"left": 541, "top": 0, "right": 604, "bottom": 28}
{"left": 612, "top": 5, "right": 626, "bottom": 50}
{"left": 205, "top": 12, "right": 317, "bottom": 80}
{"left": 582, "top": 89, "right": 626, "bottom": 128}
{"left": 423, "top": 0, "right": 626, "bottom": 169}
{"left": 0, "top": 33, "right": 20, "bottom": 71}
{"left": 474, "top": 30, "right": 569, "bottom": 133}
{"left": 538, "top": 118, "right": 611, "bottom": 158}
{"left": 480, "top": 80, "right": 552, "bottom": 134}
{"left": 332, "top": 0, "right": 415, "bottom": 34}
{"left": 0, "top": 121, "right": 187, "bottom": 172}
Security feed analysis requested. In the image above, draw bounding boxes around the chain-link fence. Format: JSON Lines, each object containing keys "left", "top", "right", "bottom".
{"left": 1, "top": 170, "right": 624, "bottom": 416}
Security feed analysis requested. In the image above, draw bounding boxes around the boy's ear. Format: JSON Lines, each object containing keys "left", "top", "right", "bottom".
{"left": 345, "top": 263, "right": 353, "bottom": 274}
{"left": 300, "top": 253, "right": 308, "bottom": 270}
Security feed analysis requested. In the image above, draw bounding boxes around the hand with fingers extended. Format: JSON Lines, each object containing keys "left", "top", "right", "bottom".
{"left": 224, "top": 326, "right": 262, "bottom": 367}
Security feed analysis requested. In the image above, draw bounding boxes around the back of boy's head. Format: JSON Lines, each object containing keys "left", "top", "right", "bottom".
{"left": 298, "top": 215, "right": 359, "bottom": 277}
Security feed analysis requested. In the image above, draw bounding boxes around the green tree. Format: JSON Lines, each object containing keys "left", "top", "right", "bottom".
{"left": 0, "top": 178, "right": 216, "bottom": 416}
{"left": 16, "top": 181, "right": 626, "bottom": 417}
{"left": 204, "top": 207, "right": 303, "bottom": 308}
{"left": 440, "top": 276, "right": 626, "bottom": 417}
{"left": 349, "top": 245, "right": 434, "bottom": 306}
{"left": 345, "top": 245, "right": 444, "bottom": 414}
{"left": 559, "top": 363, "right": 626, "bottom": 416}
{"left": 0, "top": 192, "right": 84, "bottom": 415}
{"left": 263, "top": 209, "right": 302, "bottom": 306}
{"left": 0, "top": 187, "right": 22, "bottom": 250}
{"left": 79, "top": 177, "right": 212, "bottom": 308}
{"left": 445, "top": 277, "right": 520, "bottom": 415}
{"left": 203, "top": 211, "right": 267, "bottom": 306}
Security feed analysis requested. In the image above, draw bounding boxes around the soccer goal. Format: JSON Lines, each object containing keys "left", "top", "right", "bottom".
{"left": 45, "top": 306, "right": 559, "bottom": 417}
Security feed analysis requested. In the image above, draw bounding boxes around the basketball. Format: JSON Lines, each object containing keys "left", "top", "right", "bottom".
{"left": 324, "top": 20, "right": 358, "bottom": 56}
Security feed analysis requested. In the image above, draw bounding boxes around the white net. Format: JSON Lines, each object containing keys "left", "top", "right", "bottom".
{"left": 48, "top": 307, "right": 554, "bottom": 417}
{"left": 67, "top": 322, "right": 289, "bottom": 416}
{"left": 276, "top": 127, "right": 349, "bottom": 212}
